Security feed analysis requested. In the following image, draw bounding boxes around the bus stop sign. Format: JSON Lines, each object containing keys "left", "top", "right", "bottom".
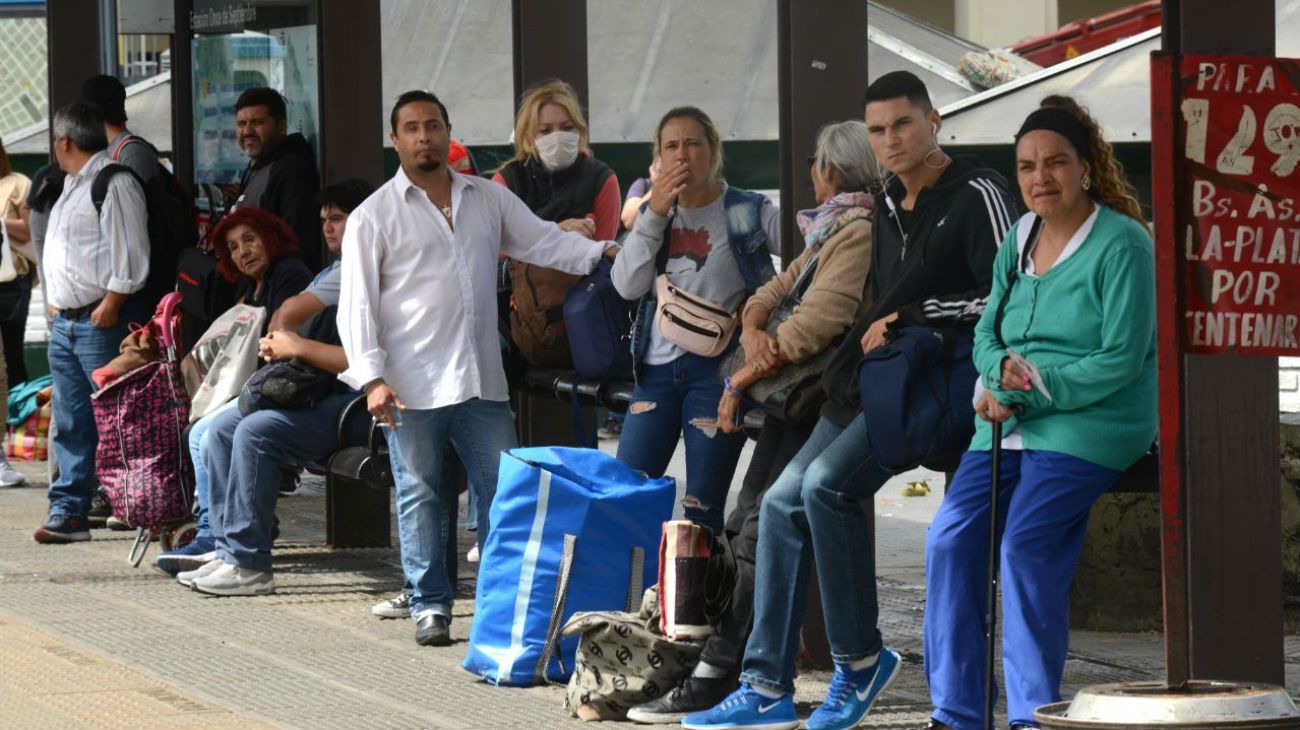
{"left": 1175, "top": 55, "right": 1300, "bottom": 355}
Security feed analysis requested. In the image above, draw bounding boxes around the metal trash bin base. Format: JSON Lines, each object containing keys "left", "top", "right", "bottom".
{"left": 1036, "top": 681, "right": 1300, "bottom": 728}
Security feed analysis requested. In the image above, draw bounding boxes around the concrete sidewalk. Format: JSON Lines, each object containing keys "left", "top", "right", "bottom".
{"left": 0, "top": 447, "right": 1295, "bottom": 729}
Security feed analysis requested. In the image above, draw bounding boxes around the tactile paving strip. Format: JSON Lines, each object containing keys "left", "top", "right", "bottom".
{"left": 0, "top": 613, "right": 273, "bottom": 728}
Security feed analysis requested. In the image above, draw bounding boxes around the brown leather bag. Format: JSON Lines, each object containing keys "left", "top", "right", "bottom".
{"left": 508, "top": 260, "right": 581, "bottom": 368}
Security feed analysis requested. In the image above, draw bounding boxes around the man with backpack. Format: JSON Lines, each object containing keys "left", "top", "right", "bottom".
{"left": 34, "top": 102, "right": 150, "bottom": 544}
{"left": 81, "top": 74, "right": 198, "bottom": 311}
{"left": 81, "top": 75, "right": 159, "bottom": 185}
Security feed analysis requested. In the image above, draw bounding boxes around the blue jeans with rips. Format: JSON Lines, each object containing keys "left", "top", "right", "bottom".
{"left": 738, "top": 412, "right": 894, "bottom": 695}
{"left": 46, "top": 307, "right": 134, "bottom": 519}
{"left": 384, "top": 398, "right": 517, "bottom": 619}
{"left": 615, "top": 353, "right": 747, "bottom": 535}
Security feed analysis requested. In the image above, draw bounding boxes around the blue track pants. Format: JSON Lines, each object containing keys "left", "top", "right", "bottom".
{"left": 924, "top": 449, "right": 1120, "bottom": 729}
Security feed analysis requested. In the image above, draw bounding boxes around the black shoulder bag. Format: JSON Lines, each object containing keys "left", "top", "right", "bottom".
{"left": 717, "top": 252, "right": 834, "bottom": 424}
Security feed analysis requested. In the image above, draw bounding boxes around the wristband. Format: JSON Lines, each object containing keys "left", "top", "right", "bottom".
{"left": 723, "top": 376, "right": 744, "bottom": 398}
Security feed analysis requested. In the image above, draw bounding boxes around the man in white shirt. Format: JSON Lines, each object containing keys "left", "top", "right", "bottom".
{"left": 36, "top": 101, "right": 150, "bottom": 544}
{"left": 338, "top": 90, "right": 617, "bottom": 647}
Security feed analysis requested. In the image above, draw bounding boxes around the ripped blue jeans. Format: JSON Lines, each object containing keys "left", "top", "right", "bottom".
{"left": 615, "top": 352, "right": 745, "bottom": 535}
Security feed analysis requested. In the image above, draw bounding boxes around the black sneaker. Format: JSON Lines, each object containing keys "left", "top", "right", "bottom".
{"left": 925, "top": 721, "right": 954, "bottom": 730}
{"left": 278, "top": 468, "right": 301, "bottom": 496}
{"left": 87, "top": 491, "right": 111, "bottom": 528}
{"left": 414, "top": 612, "right": 451, "bottom": 646}
{"left": 33, "top": 516, "right": 91, "bottom": 544}
{"left": 626, "top": 675, "right": 736, "bottom": 724}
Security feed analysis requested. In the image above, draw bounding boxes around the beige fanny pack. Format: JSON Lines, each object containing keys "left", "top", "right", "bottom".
{"left": 653, "top": 274, "right": 738, "bottom": 358}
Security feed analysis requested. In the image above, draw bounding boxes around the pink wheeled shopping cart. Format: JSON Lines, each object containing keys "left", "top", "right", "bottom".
{"left": 91, "top": 292, "right": 197, "bottom": 565}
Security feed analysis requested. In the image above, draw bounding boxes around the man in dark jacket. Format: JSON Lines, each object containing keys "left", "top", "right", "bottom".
{"left": 820, "top": 72, "right": 1016, "bottom": 425}
{"left": 230, "top": 87, "right": 323, "bottom": 270}
{"left": 684, "top": 71, "right": 1016, "bottom": 730}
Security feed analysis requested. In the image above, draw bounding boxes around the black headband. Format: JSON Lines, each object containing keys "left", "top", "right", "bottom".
{"left": 1015, "top": 107, "right": 1092, "bottom": 161}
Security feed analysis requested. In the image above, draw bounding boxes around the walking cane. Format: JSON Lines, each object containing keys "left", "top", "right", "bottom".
{"left": 983, "top": 419, "right": 1003, "bottom": 730}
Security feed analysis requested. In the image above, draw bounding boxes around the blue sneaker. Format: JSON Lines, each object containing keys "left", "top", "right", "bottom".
{"left": 155, "top": 536, "right": 217, "bottom": 576}
{"left": 805, "top": 649, "right": 902, "bottom": 730}
{"left": 681, "top": 684, "right": 798, "bottom": 730}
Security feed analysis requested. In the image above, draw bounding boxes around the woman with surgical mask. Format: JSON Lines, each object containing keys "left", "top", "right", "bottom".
{"left": 490, "top": 78, "right": 623, "bottom": 461}
{"left": 492, "top": 79, "right": 620, "bottom": 240}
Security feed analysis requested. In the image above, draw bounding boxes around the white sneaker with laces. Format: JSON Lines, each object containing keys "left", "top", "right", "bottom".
{"left": 177, "top": 558, "right": 224, "bottom": 588}
{"left": 192, "top": 563, "right": 275, "bottom": 596}
{"left": 371, "top": 593, "right": 412, "bottom": 618}
{"left": 467, "top": 544, "right": 480, "bottom": 563}
{"left": 0, "top": 456, "right": 24, "bottom": 487}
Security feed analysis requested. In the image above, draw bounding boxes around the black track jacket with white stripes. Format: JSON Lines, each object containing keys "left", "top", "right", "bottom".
{"left": 819, "top": 154, "right": 1015, "bottom": 426}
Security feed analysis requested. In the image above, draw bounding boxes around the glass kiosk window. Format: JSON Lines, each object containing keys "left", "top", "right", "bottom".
{"left": 190, "top": 1, "right": 319, "bottom": 186}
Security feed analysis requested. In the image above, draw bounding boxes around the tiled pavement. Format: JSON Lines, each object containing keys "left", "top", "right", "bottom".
{"left": 0, "top": 449, "right": 1295, "bottom": 729}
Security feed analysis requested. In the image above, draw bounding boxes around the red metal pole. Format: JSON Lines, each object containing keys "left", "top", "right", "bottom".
{"left": 1149, "top": 50, "right": 1190, "bottom": 688}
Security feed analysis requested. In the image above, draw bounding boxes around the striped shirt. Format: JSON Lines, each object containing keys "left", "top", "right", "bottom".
{"left": 44, "top": 151, "right": 150, "bottom": 309}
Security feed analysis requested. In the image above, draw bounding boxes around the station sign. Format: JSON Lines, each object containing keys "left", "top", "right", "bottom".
{"left": 1173, "top": 55, "right": 1300, "bottom": 356}
{"left": 190, "top": 1, "right": 257, "bottom": 34}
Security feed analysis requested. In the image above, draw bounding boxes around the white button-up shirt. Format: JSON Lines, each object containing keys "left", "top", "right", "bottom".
{"left": 44, "top": 151, "right": 151, "bottom": 309}
{"left": 338, "top": 167, "right": 607, "bottom": 410}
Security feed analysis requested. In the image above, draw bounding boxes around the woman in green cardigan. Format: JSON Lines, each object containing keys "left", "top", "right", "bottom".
{"left": 922, "top": 95, "right": 1156, "bottom": 730}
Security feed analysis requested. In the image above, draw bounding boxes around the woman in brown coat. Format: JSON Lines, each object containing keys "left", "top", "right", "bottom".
{"left": 627, "top": 119, "right": 880, "bottom": 723}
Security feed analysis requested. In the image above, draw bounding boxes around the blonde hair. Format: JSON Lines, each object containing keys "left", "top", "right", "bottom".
{"left": 653, "top": 106, "right": 724, "bottom": 183}
{"left": 1039, "top": 95, "right": 1149, "bottom": 234}
{"left": 500, "top": 80, "right": 590, "bottom": 171}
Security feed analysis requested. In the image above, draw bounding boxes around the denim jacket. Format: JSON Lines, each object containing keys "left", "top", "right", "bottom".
{"left": 629, "top": 186, "right": 777, "bottom": 376}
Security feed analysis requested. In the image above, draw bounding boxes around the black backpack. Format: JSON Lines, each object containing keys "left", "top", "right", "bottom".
{"left": 91, "top": 136, "right": 199, "bottom": 310}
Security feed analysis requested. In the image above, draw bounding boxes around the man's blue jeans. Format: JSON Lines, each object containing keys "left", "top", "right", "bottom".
{"left": 188, "top": 398, "right": 238, "bottom": 539}
{"left": 384, "top": 398, "right": 517, "bottom": 619}
{"left": 615, "top": 353, "right": 747, "bottom": 534}
{"left": 924, "top": 449, "right": 1119, "bottom": 730}
{"left": 47, "top": 309, "right": 133, "bottom": 519}
{"left": 204, "top": 392, "right": 357, "bottom": 573}
{"left": 738, "top": 412, "right": 894, "bottom": 695}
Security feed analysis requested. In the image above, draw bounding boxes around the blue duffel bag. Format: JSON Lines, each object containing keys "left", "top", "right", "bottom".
{"left": 463, "top": 446, "right": 675, "bottom": 686}
{"left": 563, "top": 257, "right": 636, "bottom": 381}
{"left": 857, "top": 326, "right": 978, "bottom": 473}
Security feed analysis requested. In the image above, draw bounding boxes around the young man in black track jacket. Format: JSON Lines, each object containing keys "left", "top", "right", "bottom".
{"left": 820, "top": 77, "right": 1015, "bottom": 427}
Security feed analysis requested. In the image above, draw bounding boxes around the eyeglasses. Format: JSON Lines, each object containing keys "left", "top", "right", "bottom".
{"left": 805, "top": 154, "right": 817, "bottom": 168}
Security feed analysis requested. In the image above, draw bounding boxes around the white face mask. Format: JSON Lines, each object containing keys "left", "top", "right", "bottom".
{"left": 534, "top": 130, "right": 581, "bottom": 171}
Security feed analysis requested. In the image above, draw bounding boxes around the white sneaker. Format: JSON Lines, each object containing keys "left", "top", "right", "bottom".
{"left": 192, "top": 562, "right": 275, "bottom": 596}
{"left": 0, "top": 458, "right": 24, "bottom": 487}
{"left": 467, "top": 544, "right": 480, "bottom": 563}
{"left": 371, "top": 593, "right": 412, "bottom": 618}
{"left": 177, "top": 558, "right": 224, "bottom": 588}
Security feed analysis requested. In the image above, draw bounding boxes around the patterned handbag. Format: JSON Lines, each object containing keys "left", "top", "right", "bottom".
{"left": 562, "top": 586, "right": 705, "bottom": 722}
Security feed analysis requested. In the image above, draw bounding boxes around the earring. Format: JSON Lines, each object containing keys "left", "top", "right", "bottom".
{"left": 1081, "top": 173, "right": 1092, "bottom": 191}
